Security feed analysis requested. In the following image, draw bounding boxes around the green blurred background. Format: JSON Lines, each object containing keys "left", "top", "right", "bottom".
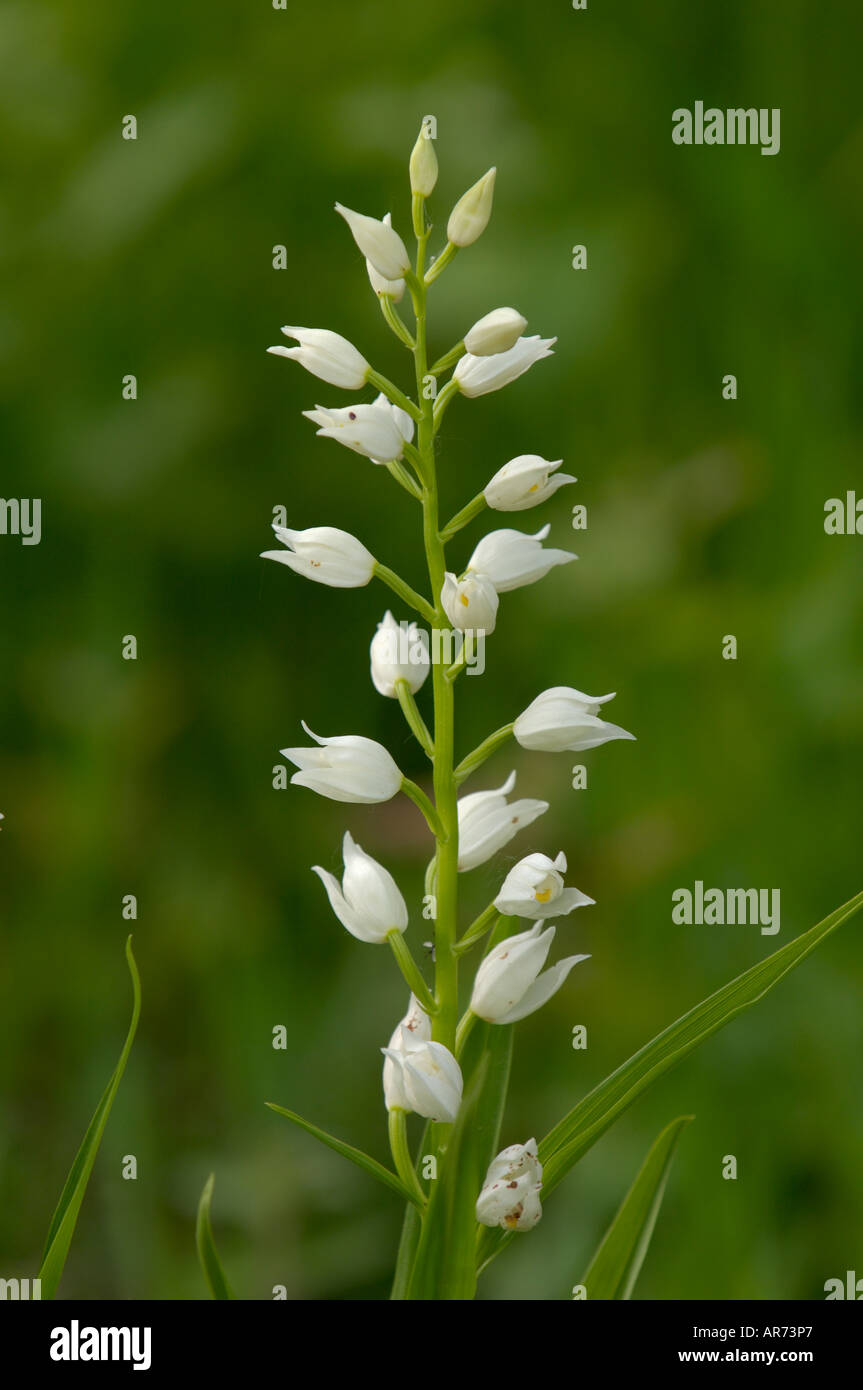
{"left": 1, "top": 0, "right": 861, "bottom": 1300}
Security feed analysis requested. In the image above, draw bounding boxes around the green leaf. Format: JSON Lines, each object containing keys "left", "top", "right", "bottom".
{"left": 478, "top": 888, "right": 863, "bottom": 1274}
{"left": 196, "top": 1173, "right": 235, "bottom": 1299}
{"left": 580, "top": 1115, "right": 692, "bottom": 1300}
{"left": 265, "top": 1102, "right": 419, "bottom": 1207}
{"left": 390, "top": 1120, "right": 430, "bottom": 1301}
{"left": 38, "top": 936, "right": 142, "bottom": 1299}
{"left": 405, "top": 1055, "right": 490, "bottom": 1300}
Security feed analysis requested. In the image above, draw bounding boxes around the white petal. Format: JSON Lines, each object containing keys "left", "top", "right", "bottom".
{"left": 493, "top": 954, "right": 590, "bottom": 1024}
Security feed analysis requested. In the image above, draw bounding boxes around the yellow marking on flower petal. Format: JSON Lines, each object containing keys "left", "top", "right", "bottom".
{"left": 460, "top": 593, "right": 470, "bottom": 606}
{"left": 534, "top": 888, "right": 552, "bottom": 903}
{"left": 528, "top": 483, "right": 538, "bottom": 492}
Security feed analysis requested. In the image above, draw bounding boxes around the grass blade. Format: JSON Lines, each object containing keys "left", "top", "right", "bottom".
{"left": 38, "top": 936, "right": 141, "bottom": 1299}
{"left": 405, "top": 1055, "right": 490, "bottom": 1300}
{"left": 196, "top": 1173, "right": 235, "bottom": 1299}
{"left": 265, "top": 1101, "right": 419, "bottom": 1207}
{"left": 478, "top": 888, "right": 863, "bottom": 1273}
{"left": 579, "top": 1115, "right": 692, "bottom": 1299}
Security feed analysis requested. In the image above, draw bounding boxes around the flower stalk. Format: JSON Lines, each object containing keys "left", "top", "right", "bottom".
{"left": 263, "top": 124, "right": 635, "bottom": 1302}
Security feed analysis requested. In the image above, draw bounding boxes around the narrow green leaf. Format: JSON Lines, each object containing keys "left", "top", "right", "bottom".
{"left": 405, "top": 1055, "right": 490, "bottom": 1300}
{"left": 196, "top": 1174, "right": 235, "bottom": 1299}
{"left": 478, "top": 889, "right": 863, "bottom": 1273}
{"left": 580, "top": 1115, "right": 692, "bottom": 1300}
{"left": 38, "top": 936, "right": 141, "bottom": 1299}
{"left": 390, "top": 1121, "right": 430, "bottom": 1301}
{"left": 266, "top": 1102, "right": 419, "bottom": 1207}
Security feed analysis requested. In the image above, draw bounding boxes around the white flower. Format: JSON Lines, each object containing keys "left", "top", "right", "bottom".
{"left": 447, "top": 167, "right": 496, "bottom": 247}
{"left": 467, "top": 524, "right": 574, "bottom": 593}
{"left": 312, "top": 831, "right": 408, "bottom": 943}
{"left": 470, "top": 922, "right": 589, "bottom": 1024}
{"left": 335, "top": 202, "right": 410, "bottom": 281}
{"left": 464, "top": 308, "right": 527, "bottom": 356}
{"left": 484, "top": 455, "right": 577, "bottom": 512}
{"left": 409, "top": 128, "right": 438, "bottom": 196}
{"left": 494, "top": 852, "right": 594, "bottom": 920}
{"left": 302, "top": 402, "right": 406, "bottom": 462}
{"left": 366, "top": 213, "right": 406, "bottom": 301}
{"left": 262, "top": 524, "right": 375, "bottom": 588}
{"left": 453, "top": 336, "right": 556, "bottom": 398}
{"left": 441, "top": 571, "right": 499, "bottom": 634}
{"left": 382, "top": 1030, "right": 463, "bottom": 1123}
{"left": 382, "top": 995, "right": 433, "bottom": 1110}
{"left": 475, "top": 1139, "right": 543, "bottom": 1231}
{"left": 266, "top": 327, "right": 369, "bottom": 390}
{"left": 281, "top": 722, "right": 402, "bottom": 804}
{"left": 514, "top": 687, "right": 636, "bottom": 752}
{"left": 370, "top": 611, "right": 430, "bottom": 697}
{"left": 369, "top": 391, "right": 415, "bottom": 459}
{"left": 457, "top": 771, "right": 548, "bottom": 872}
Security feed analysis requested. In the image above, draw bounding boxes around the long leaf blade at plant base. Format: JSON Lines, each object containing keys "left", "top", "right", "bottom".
{"left": 390, "top": 1117, "right": 440, "bottom": 1300}
{"left": 196, "top": 1174, "right": 235, "bottom": 1300}
{"left": 405, "top": 1055, "right": 490, "bottom": 1300}
{"left": 580, "top": 1115, "right": 692, "bottom": 1300}
{"left": 265, "top": 1102, "right": 419, "bottom": 1207}
{"left": 477, "top": 888, "right": 863, "bottom": 1273}
{"left": 38, "top": 936, "right": 141, "bottom": 1300}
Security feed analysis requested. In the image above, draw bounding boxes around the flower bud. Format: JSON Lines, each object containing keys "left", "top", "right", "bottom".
{"left": 468, "top": 524, "right": 574, "bottom": 593}
{"left": 447, "top": 167, "right": 496, "bottom": 247}
{"left": 494, "top": 851, "right": 594, "bottom": 920}
{"left": 464, "top": 308, "right": 527, "bottom": 356}
{"left": 370, "top": 611, "right": 430, "bottom": 697}
{"left": 382, "top": 1030, "right": 463, "bottom": 1123}
{"left": 513, "top": 687, "right": 636, "bottom": 752}
{"left": 281, "top": 722, "right": 403, "bottom": 804}
{"left": 457, "top": 771, "right": 548, "bottom": 872}
{"left": 483, "top": 455, "right": 576, "bottom": 512}
{"left": 476, "top": 1139, "right": 543, "bottom": 1231}
{"left": 366, "top": 213, "right": 406, "bottom": 301}
{"left": 335, "top": 203, "right": 411, "bottom": 281}
{"left": 454, "top": 335, "right": 556, "bottom": 397}
{"left": 302, "top": 402, "right": 407, "bottom": 462}
{"left": 267, "top": 327, "right": 370, "bottom": 390}
{"left": 312, "top": 831, "right": 408, "bottom": 943}
{"left": 409, "top": 128, "right": 438, "bottom": 196}
{"left": 470, "top": 922, "right": 589, "bottom": 1024}
{"left": 441, "top": 571, "right": 499, "bottom": 634}
{"left": 262, "top": 524, "right": 375, "bottom": 588}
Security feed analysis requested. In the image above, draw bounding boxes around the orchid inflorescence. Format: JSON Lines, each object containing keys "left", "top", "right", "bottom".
{"left": 261, "top": 124, "right": 634, "bottom": 1298}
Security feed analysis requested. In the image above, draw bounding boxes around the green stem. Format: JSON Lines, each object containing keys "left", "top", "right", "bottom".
{"left": 387, "top": 931, "right": 438, "bottom": 1015}
{"left": 440, "top": 492, "right": 486, "bottom": 540}
{"left": 455, "top": 1009, "right": 479, "bottom": 1058}
{"left": 401, "top": 777, "right": 447, "bottom": 840}
{"left": 395, "top": 679, "right": 434, "bottom": 759}
{"left": 445, "top": 632, "right": 476, "bottom": 684}
{"left": 429, "top": 341, "right": 466, "bottom": 376}
{"left": 455, "top": 904, "right": 500, "bottom": 955}
{"left": 410, "top": 234, "right": 459, "bottom": 1054}
{"left": 424, "top": 240, "right": 458, "bottom": 285}
{"left": 388, "top": 1109, "right": 428, "bottom": 1208}
{"left": 379, "top": 295, "right": 416, "bottom": 350}
{"left": 454, "top": 723, "right": 514, "bottom": 785}
{"left": 367, "top": 368, "right": 422, "bottom": 421}
{"left": 373, "top": 562, "right": 436, "bottom": 623}
{"left": 385, "top": 459, "right": 423, "bottom": 500}
{"left": 432, "top": 378, "right": 460, "bottom": 430}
